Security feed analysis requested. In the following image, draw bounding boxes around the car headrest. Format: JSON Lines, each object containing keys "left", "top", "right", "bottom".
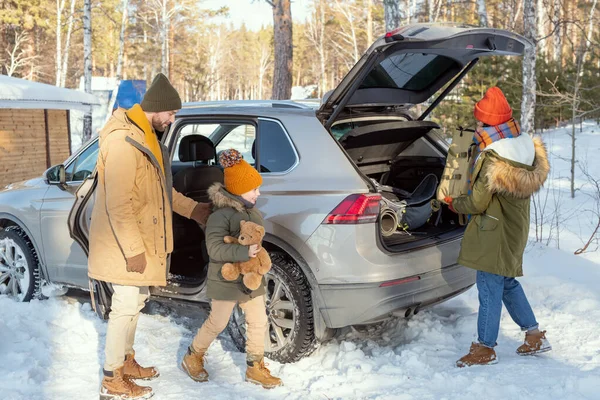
{"left": 179, "top": 135, "right": 215, "bottom": 162}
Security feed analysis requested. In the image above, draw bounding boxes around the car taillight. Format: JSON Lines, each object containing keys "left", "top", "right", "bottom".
{"left": 324, "top": 194, "right": 381, "bottom": 225}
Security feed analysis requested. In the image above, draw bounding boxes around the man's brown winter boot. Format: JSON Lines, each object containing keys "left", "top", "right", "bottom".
{"left": 517, "top": 330, "right": 552, "bottom": 356}
{"left": 100, "top": 366, "right": 154, "bottom": 400}
{"left": 456, "top": 342, "right": 498, "bottom": 368}
{"left": 124, "top": 352, "right": 160, "bottom": 381}
{"left": 181, "top": 346, "right": 209, "bottom": 382}
{"left": 246, "top": 358, "right": 283, "bottom": 389}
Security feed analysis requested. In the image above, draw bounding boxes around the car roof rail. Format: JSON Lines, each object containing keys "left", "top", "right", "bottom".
{"left": 182, "top": 100, "right": 313, "bottom": 109}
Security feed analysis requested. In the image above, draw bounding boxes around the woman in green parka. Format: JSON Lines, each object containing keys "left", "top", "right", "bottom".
{"left": 445, "top": 87, "right": 552, "bottom": 367}
{"left": 179, "top": 149, "right": 282, "bottom": 389}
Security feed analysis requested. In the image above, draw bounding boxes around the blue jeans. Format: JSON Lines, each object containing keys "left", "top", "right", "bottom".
{"left": 476, "top": 271, "right": 538, "bottom": 348}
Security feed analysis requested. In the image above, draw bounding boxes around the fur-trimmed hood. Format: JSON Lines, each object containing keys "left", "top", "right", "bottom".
{"left": 208, "top": 182, "right": 245, "bottom": 212}
{"left": 485, "top": 136, "right": 550, "bottom": 198}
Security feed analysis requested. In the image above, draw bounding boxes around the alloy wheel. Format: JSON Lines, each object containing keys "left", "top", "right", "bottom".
{"left": 0, "top": 237, "right": 31, "bottom": 301}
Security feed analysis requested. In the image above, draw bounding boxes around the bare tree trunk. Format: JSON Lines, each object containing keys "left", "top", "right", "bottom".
{"left": 511, "top": 0, "right": 524, "bottom": 30}
{"left": 59, "top": 0, "right": 76, "bottom": 87}
{"left": 584, "top": 0, "right": 598, "bottom": 63}
{"left": 570, "top": 0, "right": 597, "bottom": 198}
{"left": 570, "top": 99, "right": 577, "bottom": 198}
{"left": 270, "top": 0, "right": 293, "bottom": 100}
{"left": 55, "top": 0, "right": 67, "bottom": 86}
{"left": 520, "top": 0, "right": 537, "bottom": 135}
{"left": 168, "top": 17, "right": 174, "bottom": 80}
{"left": 383, "top": 0, "right": 400, "bottom": 31}
{"left": 208, "top": 27, "right": 222, "bottom": 101}
{"left": 258, "top": 41, "right": 271, "bottom": 99}
{"left": 429, "top": 0, "right": 442, "bottom": 22}
{"left": 83, "top": 0, "right": 93, "bottom": 141}
{"left": 142, "top": 27, "right": 148, "bottom": 83}
{"left": 553, "top": 0, "right": 562, "bottom": 63}
{"left": 334, "top": 0, "right": 360, "bottom": 63}
{"left": 307, "top": 0, "right": 327, "bottom": 97}
{"left": 566, "top": 0, "right": 574, "bottom": 64}
{"left": 161, "top": 0, "right": 169, "bottom": 76}
{"left": 427, "top": 0, "right": 433, "bottom": 21}
{"left": 477, "top": 0, "right": 488, "bottom": 26}
{"left": 537, "top": 0, "right": 547, "bottom": 56}
{"left": 258, "top": 69, "right": 264, "bottom": 100}
{"left": 106, "top": 0, "right": 129, "bottom": 122}
{"left": 366, "top": 0, "right": 373, "bottom": 44}
{"left": 318, "top": 3, "right": 326, "bottom": 96}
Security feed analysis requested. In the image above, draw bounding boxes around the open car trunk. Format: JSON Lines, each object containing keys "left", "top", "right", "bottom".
{"left": 333, "top": 119, "right": 464, "bottom": 250}
{"left": 319, "top": 24, "right": 529, "bottom": 251}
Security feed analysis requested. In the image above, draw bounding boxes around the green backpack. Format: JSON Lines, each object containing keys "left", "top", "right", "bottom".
{"left": 436, "top": 127, "right": 477, "bottom": 225}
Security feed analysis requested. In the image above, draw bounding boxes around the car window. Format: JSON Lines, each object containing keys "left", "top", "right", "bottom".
{"left": 257, "top": 120, "right": 296, "bottom": 173}
{"left": 360, "top": 53, "right": 459, "bottom": 92}
{"left": 172, "top": 124, "right": 218, "bottom": 162}
{"left": 215, "top": 124, "right": 255, "bottom": 165}
{"left": 66, "top": 140, "right": 99, "bottom": 182}
{"left": 331, "top": 121, "right": 357, "bottom": 140}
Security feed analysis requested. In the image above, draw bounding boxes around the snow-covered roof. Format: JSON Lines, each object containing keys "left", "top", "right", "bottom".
{"left": 0, "top": 74, "right": 100, "bottom": 111}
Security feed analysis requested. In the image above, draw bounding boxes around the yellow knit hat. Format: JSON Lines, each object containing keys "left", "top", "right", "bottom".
{"left": 219, "top": 149, "right": 263, "bottom": 196}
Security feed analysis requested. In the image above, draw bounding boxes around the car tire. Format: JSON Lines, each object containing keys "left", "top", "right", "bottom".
{"left": 227, "top": 251, "right": 318, "bottom": 363}
{"left": 0, "top": 226, "right": 42, "bottom": 302}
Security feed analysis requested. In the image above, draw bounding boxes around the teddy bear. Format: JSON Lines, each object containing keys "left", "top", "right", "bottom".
{"left": 221, "top": 220, "right": 272, "bottom": 291}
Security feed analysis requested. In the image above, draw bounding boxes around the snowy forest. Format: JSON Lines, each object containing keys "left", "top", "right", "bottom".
{"left": 1, "top": 0, "right": 599, "bottom": 133}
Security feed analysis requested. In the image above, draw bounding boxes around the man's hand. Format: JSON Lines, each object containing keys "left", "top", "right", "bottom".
{"left": 190, "top": 202, "right": 212, "bottom": 227}
{"left": 126, "top": 253, "right": 147, "bottom": 274}
{"left": 248, "top": 244, "right": 259, "bottom": 258}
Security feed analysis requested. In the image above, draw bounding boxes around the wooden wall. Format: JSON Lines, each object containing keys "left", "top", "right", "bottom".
{"left": 47, "top": 110, "right": 71, "bottom": 166}
{"left": 0, "top": 109, "right": 71, "bottom": 188}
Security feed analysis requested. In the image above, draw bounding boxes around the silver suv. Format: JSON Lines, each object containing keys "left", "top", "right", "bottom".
{"left": 0, "top": 25, "right": 529, "bottom": 363}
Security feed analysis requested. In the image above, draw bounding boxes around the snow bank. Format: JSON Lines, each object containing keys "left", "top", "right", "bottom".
{"left": 1, "top": 123, "right": 599, "bottom": 400}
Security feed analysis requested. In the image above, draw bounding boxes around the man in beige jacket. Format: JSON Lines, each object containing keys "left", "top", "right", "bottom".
{"left": 90, "top": 73, "right": 211, "bottom": 400}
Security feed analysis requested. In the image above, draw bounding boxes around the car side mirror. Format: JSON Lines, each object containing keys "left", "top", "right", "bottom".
{"left": 45, "top": 164, "right": 66, "bottom": 186}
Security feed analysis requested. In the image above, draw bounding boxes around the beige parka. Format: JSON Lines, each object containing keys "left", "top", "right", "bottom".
{"left": 88, "top": 107, "right": 197, "bottom": 286}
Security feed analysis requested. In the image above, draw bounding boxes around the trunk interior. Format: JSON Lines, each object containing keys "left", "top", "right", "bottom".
{"left": 332, "top": 118, "right": 465, "bottom": 250}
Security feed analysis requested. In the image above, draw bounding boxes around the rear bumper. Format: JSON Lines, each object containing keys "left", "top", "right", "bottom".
{"left": 318, "top": 263, "right": 476, "bottom": 328}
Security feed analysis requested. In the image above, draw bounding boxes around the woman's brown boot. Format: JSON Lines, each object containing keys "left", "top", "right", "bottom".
{"left": 517, "top": 330, "right": 552, "bottom": 355}
{"left": 456, "top": 342, "right": 498, "bottom": 368}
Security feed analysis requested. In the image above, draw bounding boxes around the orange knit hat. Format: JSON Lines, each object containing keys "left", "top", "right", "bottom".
{"left": 219, "top": 149, "right": 263, "bottom": 196}
{"left": 473, "top": 86, "right": 513, "bottom": 126}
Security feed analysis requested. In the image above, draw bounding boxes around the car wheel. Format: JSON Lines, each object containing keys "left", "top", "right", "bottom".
{"left": 0, "top": 226, "right": 42, "bottom": 302}
{"left": 227, "top": 252, "right": 318, "bottom": 363}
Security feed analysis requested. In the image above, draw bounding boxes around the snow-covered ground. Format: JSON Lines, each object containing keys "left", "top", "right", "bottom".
{"left": 1, "top": 123, "right": 599, "bottom": 400}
